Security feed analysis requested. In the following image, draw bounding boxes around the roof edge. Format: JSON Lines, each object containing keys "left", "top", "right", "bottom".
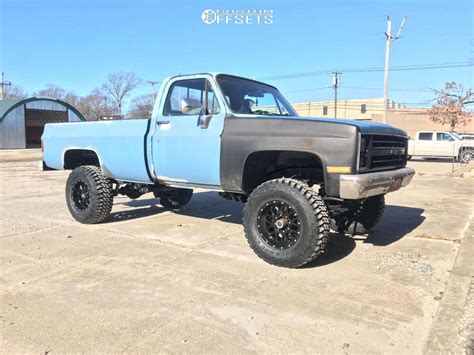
{"left": 0, "top": 97, "right": 86, "bottom": 123}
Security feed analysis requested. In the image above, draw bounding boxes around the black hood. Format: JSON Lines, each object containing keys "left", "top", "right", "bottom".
{"left": 297, "top": 116, "right": 407, "bottom": 136}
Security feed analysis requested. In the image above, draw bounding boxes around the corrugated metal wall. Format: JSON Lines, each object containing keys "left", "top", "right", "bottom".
{"left": 0, "top": 99, "right": 84, "bottom": 149}
{"left": 0, "top": 105, "right": 26, "bottom": 149}
{"left": 68, "top": 109, "right": 82, "bottom": 122}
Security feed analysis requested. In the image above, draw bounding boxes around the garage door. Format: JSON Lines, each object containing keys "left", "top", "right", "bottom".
{"left": 25, "top": 109, "right": 68, "bottom": 148}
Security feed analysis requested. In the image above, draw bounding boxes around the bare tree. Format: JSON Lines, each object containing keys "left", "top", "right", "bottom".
{"left": 63, "top": 91, "right": 81, "bottom": 108}
{"left": 3, "top": 84, "right": 28, "bottom": 99}
{"left": 75, "top": 89, "right": 114, "bottom": 121}
{"left": 101, "top": 72, "right": 141, "bottom": 114}
{"left": 128, "top": 94, "right": 153, "bottom": 119}
{"left": 34, "top": 84, "right": 66, "bottom": 99}
{"left": 429, "top": 82, "right": 473, "bottom": 131}
{"left": 31, "top": 84, "right": 116, "bottom": 121}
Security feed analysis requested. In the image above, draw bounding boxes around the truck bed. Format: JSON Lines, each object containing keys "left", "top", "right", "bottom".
{"left": 42, "top": 119, "right": 153, "bottom": 183}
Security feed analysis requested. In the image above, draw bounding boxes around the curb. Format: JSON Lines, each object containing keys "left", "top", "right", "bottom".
{"left": 423, "top": 213, "right": 474, "bottom": 353}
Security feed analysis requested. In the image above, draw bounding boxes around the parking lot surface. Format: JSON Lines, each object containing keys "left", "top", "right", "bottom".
{"left": 1, "top": 150, "right": 473, "bottom": 353}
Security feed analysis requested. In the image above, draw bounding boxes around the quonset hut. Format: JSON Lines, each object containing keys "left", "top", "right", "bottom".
{"left": 0, "top": 97, "right": 85, "bottom": 149}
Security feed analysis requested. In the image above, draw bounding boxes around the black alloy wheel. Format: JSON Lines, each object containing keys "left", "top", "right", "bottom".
{"left": 257, "top": 200, "right": 301, "bottom": 250}
{"left": 71, "top": 180, "right": 91, "bottom": 211}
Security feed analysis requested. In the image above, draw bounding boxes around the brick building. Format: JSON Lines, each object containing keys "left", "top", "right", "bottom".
{"left": 292, "top": 98, "right": 474, "bottom": 137}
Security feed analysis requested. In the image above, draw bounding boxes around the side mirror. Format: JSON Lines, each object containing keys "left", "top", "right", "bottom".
{"left": 448, "top": 137, "right": 455, "bottom": 142}
{"left": 199, "top": 114, "right": 212, "bottom": 129}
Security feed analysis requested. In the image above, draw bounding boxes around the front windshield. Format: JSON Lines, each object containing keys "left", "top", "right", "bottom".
{"left": 451, "top": 132, "right": 461, "bottom": 140}
{"left": 216, "top": 75, "right": 297, "bottom": 117}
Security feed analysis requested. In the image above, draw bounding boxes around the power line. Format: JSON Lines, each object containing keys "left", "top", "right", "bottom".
{"left": 259, "top": 61, "right": 472, "bottom": 81}
{"left": 283, "top": 86, "right": 432, "bottom": 94}
{"left": 340, "top": 86, "right": 432, "bottom": 93}
{"left": 284, "top": 87, "right": 329, "bottom": 94}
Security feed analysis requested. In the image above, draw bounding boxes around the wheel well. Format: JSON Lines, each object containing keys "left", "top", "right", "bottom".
{"left": 242, "top": 151, "right": 324, "bottom": 192}
{"left": 64, "top": 149, "right": 100, "bottom": 170}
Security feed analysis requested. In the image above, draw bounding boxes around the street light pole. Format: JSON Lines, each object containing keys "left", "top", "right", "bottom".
{"left": 1, "top": 72, "right": 12, "bottom": 100}
{"left": 383, "top": 16, "right": 406, "bottom": 123}
{"left": 147, "top": 80, "right": 159, "bottom": 106}
{"left": 383, "top": 18, "right": 392, "bottom": 123}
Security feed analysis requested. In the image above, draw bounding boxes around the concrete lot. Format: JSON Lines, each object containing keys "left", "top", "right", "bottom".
{"left": 1, "top": 150, "right": 473, "bottom": 353}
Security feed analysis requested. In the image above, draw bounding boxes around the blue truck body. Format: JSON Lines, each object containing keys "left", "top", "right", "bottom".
{"left": 41, "top": 73, "right": 415, "bottom": 267}
{"left": 42, "top": 72, "right": 407, "bottom": 191}
{"left": 43, "top": 119, "right": 151, "bottom": 183}
{"left": 43, "top": 74, "right": 229, "bottom": 188}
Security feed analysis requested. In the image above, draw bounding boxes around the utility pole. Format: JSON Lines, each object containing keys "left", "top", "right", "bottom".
{"left": 332, "top": 72, "right": 341, "bottom": 118}
{"left": 1, "top": 72, "right": 12, "bottom": 100}
{"left": 383, "top": 16, "right": 407, "bottom": 123}
{"left": 147, "top": 80, "right": 160, "bottom": 106}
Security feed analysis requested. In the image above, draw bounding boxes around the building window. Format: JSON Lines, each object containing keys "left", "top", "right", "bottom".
{"left": 323, "top": 106, "right": 328, "bottom": 115}
{"left": 361, "top": 104, "right": 367, "bottom": 114}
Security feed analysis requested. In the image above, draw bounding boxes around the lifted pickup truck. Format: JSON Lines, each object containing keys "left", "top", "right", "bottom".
{"left": 408, "top": 131, "right": 474, "bottom": 162}
{"left": 42, "top": 73, "right": 415, "bottom": 268}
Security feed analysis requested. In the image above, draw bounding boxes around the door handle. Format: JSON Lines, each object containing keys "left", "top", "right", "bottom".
{"left": 156, "top": 120, "right": 170, "bottom": 125}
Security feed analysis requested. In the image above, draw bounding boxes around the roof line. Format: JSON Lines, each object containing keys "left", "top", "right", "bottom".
{"left": 0, "top": 97, "right": 86, "bottom": 123}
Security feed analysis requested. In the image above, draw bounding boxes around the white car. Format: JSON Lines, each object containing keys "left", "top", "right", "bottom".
{"left": 408, "top": 131, "right": 474, "bottom": 162}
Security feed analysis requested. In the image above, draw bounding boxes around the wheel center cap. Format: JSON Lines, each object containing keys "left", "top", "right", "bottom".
{"left": 81, "top": 193, "right": 86, "bottom": 199}
{"left": 275, "top": 218, "right": 289, "bottom": 229}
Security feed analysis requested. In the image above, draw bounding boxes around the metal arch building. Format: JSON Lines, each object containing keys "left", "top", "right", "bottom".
{"left": 0, "top": 97, "right": 85, "bottom": 149}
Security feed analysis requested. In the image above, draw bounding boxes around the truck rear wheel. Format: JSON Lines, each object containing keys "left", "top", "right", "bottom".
{"left": 66, "top": 165, "right": 113, "bottom": 224}
{"left": 243, "top": 178, "right": 330, "bottom": 268}
{"left": 154, "top": 188, "right": 193, "bottom": 209}
{"left": 354, "top": 195, "right": 385, "bottom": 230}
{"left": 460, "top": 149, "right": 473, "bottom": 163}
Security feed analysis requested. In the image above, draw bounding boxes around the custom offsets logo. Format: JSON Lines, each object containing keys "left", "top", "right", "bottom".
{"left": 201, "top": 9, "right": 273, "bottom": 25}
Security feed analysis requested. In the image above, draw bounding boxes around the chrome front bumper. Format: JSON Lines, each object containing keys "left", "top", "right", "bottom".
{"left": 339, "top": 167, "right": 415, "bottom": 199}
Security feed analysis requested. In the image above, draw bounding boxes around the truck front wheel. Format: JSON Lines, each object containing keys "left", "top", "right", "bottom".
{"left": 154, "top": 188, "right": 193, "bottom": 209}
{"left": 66, "top": 165, "right": 114, "bottom": 224}
{"left": 243, "top": 178, "right": 330, "bottom": 268}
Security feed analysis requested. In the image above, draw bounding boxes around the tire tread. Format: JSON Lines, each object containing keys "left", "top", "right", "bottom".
{"left": 66, "top": 165, "right": 113, "bottom": 224}
{"left": 243, "top": 178, "right": 330, "bottom": 268}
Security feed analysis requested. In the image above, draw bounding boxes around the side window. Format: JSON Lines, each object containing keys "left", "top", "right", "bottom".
{"left": 418, "top": 132, "right": 433, "bottom": 141}
{"left": 163, "top": 79, "right": 220, "bottom": 116}
{"left": 437, "top": 132, "right": 451, "bottom": 141}
{"left": 323, "top": 106, "right": 328, "bottom": 115}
